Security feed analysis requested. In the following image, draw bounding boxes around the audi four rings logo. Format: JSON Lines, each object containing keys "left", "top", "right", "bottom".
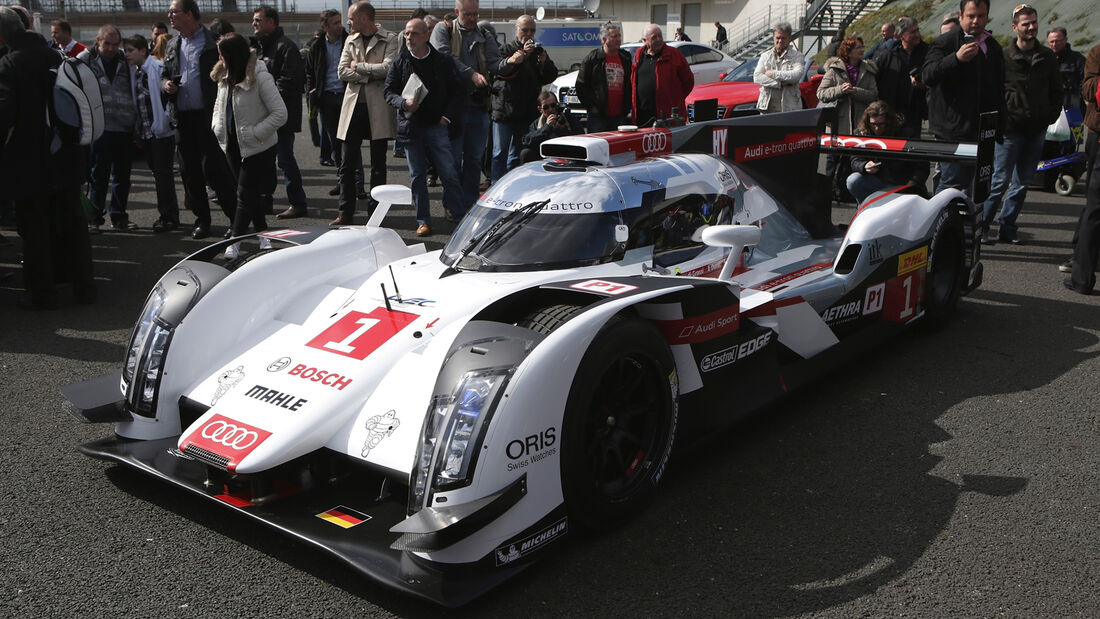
{"left": 641, "top": 132, "right": 668, "bottom": 153}
{"left": 200, "top": 420, "right": 260, "bottom": 450}
{"left": 833, "top": 136, "right": 887, "bottom": 149}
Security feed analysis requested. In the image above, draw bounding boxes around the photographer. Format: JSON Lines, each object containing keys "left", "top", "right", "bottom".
{"left": 490, "top": 15, "right": 557, "bottom": 182}
{"left": 520, "top": 92, "right": 581, "bottom": 163}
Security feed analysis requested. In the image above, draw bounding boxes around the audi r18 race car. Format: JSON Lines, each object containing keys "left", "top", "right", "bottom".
{"left": 63, "top": 109, "right": 984, "bottom": 607}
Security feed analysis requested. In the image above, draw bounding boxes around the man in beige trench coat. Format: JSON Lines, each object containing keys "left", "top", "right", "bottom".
{"left": 333, "top": 1, "right": 398, "bottom": 225}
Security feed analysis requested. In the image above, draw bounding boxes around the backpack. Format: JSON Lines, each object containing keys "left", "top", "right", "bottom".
{"left": 47, "top": 56, "right": 104, "bottom": 153}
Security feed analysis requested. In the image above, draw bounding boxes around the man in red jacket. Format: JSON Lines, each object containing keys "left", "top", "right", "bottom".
{"left": 631, "top": 24, "right": 693, "bottom": 127}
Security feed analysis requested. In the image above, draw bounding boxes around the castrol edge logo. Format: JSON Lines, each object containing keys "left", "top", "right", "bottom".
{"left": 180, "top": 414, "right": 272, "bottom": 471}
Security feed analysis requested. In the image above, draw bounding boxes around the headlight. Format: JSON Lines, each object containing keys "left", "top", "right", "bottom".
{"left": 410, "top": 367, "right": 512, "bottom": 513}
{"left": 123, "top": 285, "right": 166, "bottom": 389}
{"left": 732, "top": 101, "right": 757, "bottom": 111}
{"left": 121, "top": 285, "right": 174, "bottom": 416}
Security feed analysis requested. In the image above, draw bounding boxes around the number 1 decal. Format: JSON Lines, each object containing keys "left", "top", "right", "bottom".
{"left": 306, "top": 308, "right": 418, "bottom": 360}
{"left": 883, "top": 271, "right": 925, "bottom": 322}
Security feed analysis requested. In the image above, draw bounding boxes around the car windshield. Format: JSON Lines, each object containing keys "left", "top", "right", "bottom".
{"left": 723, "top": 58, "right": 756, "bottom": 82}
{"left": 441, "top": 207, "right": 626, "bottom": 271}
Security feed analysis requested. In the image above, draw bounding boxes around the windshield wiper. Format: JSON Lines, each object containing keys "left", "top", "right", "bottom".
{"left": 452, "top": 199, "right": 551, "bottom": 269}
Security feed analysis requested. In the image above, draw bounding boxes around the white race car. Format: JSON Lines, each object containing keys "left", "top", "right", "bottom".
{"left": 63, "top": 110, "right": 983, "bottom": 606}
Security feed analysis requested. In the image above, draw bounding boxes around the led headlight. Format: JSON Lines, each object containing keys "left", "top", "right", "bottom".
{"left": 410, "top": 367, "right": 512, "bottom": 513}
{"left": 122, "top": 284, "right": 176, "bottom": 416}
{"left": 122, "top": 285, "right": 166, "bottom": 391}
{"left": 732, "top": 101, "right": 757, "bottom": 112}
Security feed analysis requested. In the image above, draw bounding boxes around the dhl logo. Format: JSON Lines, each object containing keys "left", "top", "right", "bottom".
{"left": 897, "top": 247, "right": 928, "bottom": 275}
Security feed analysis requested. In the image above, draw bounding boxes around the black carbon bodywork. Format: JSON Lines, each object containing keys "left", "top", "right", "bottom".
{"left": 79, "top": 436, "right": 536, "bottom": 607}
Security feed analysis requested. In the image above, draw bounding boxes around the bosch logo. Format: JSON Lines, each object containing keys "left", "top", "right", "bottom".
{"left": 267, "top": 357, "right": 291, "bottom": 372}
{"left": 200, "top": 420, "right": 260, "bottom": 450}
{"left": 641, "top": 132, "right": 668, "bottom": 153}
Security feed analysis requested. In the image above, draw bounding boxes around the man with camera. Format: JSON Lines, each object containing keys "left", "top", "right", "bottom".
{"left": 490, "top": 14, "right": 557, "bottom": 183}
{"left": 519, "top": 92, "right": 581, "bottom": 163}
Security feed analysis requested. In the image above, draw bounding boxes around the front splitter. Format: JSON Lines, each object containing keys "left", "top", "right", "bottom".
{"left": 80, "top": 436, "right": 528, "bottom": 607}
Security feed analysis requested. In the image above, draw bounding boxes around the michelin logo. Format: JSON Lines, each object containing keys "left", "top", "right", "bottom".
{"left": 494, "top": 518, "right": 568, "bottom": 566}
{"left": 699, "top": 332, "right": 772, "bottom": 372}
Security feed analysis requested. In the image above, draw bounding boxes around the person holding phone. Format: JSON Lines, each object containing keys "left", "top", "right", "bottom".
{"left": 921, "top": 0, "right": 1005, "bottom": 195}
{"left": 845, "top": 100, "right": 930, "bottom": 203}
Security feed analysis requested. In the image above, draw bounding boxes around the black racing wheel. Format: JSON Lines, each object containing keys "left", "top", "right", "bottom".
{"left": 559, "top": 318, "right": 678, "bottom": 530}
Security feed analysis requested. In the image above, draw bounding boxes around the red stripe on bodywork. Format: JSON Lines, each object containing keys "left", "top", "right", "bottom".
{"left": 654, "top": 305, "right": 740, "bottom": 344}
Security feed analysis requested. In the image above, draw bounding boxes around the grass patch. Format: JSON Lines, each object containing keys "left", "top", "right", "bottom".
{"left": 812, "top": 0, "right": 938, "bottom": 64}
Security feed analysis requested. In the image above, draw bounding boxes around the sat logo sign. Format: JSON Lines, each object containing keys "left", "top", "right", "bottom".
{"left": 307, "top": 308, "right": 418, "bottom": 360}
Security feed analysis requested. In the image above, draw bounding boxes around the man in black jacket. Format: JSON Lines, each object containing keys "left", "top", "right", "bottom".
{"left": 922, "top": 0, "right": 1005, "bottom": 196}
{"left": 980, "top": 4, "right": 1061, "bottom": 244}
{"left": 0, "top": 8, "right": 95, "bottom": 309}
{"left": 874, "top": 17, "right": 927, "bottom": 136}
{"left": 303, "top": 9, "right": 364, "bottom": 211}
{"left": 1047, "top": 27, "right": 1086, "bottom": 112}
{"left": 575, "top": 23, "right": 632, "bottom": 133}
{"left": 163, "top": 0, "right": 237, "bottom": 239}
{"left": 385, "top": 18, "right": 465, "bottom": 237}
{"left": 253, "top": 5, "right": 308, "bottom": 219}
{"left": 520, "top": 91, "right": 581, "bottom": 162}
{"left": 490, "top": 14, "right": 557, "bottom": 183}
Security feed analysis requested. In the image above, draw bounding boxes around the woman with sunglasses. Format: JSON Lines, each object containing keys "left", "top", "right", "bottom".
{"left": 845, "top": 100, "right": 930, "bottom": 203}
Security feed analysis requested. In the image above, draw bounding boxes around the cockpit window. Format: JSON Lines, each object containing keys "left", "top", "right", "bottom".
{"left": 441, "top": 207, "right": 626, "bottom": 271}
{"left": 626, "top": 194, "right": 734, "bottom": 267}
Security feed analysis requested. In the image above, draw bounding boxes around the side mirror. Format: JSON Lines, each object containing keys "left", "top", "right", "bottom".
{"left": 701, "top": 224, "right": 761, "bottom": 282}
{"left": 719, "top": 71, "right": 728, "bottom": 80}
{"left": 367, "top": 185, "right": 413, "bottom": 228}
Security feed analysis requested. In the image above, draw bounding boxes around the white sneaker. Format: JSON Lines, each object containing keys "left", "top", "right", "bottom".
{"left": 258, "top": 236, "right": 272, "bottom": 250}
{"left": 224, "top": 242, "right": 240, "bottom": 260}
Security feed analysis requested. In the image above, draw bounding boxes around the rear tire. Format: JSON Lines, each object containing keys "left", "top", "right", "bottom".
{"left": 560, "top": 318, "right": 677, "bottom": 531}
{"left": 922, "top": 207, "right": 966, "bottom": 329}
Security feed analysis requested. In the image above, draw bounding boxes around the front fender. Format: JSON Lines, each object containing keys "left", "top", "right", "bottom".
{"left": 414, "top": 280, "right": 696, "bottom": 564}
{"left": 116, "top": 227, "right": 422, "bottom": 440}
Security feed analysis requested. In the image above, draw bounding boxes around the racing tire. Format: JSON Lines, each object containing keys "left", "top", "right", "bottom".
{"left": 560, "top": 318, "right": 678, "bottom": 531}
{"left": 516, "top": 304, "right": 583, "bottom": 335}
{"left": 922, "top": 207, "right": 966, "bottom": 330}
{"left": 1055, "top": 174, "right": 1076, "bottom": 197}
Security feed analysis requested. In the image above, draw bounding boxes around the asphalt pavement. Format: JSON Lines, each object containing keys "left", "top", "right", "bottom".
{"left": 0, "top": 136, "right": 1097, "bottom": 617}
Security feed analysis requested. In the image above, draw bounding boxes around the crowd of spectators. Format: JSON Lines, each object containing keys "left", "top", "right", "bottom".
{"left": 2, "top": 0, "right": 1099, "bottom": 309}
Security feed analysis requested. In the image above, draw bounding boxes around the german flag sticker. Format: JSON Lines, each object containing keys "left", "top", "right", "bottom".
{"left": 316, "top": 505, "right": 372, "bottom": 529}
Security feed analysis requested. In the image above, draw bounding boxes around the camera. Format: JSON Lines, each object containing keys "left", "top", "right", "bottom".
{"left": 532, "top": 41, "right": 542, "bottom": 49}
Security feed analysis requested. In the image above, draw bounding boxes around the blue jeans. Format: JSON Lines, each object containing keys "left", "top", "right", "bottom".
{"left": 407, "top": 123, "right": 464, "bottom": 225}
{"left": 982, "top": 129, "right": 1045, "bottom": 236}
{"left": 88, "top": 130, "right": 134, "bottom": 223}
{"left": 846, "top": 172, "right": 892, "bottom": 204}
{"left": 935, "top": 160, "right": 974, "bottom": 195}
{"left": 275, "top": 125, "right": 308, "bottom": 209}
{"left": 450, "top": 104, "right": 490, "bottom": 211}
{"left": 491, "top": 118, "right": 528, "bottom": 183}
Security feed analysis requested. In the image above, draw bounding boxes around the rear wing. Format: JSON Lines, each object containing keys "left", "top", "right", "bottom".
{"left": 819, "top": 111, "right": 997, "bottom": 203}
{"left": 540, "top": 109, "right": 995, "bottom": 214}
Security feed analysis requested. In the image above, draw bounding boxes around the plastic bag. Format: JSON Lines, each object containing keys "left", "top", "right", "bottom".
{"left": 1046, "top": 109, "right": 1071, "bottom": 142}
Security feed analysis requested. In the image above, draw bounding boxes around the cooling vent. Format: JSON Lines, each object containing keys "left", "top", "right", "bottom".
{"left": 184, "top": 445, "right": 230, "bottom": 470}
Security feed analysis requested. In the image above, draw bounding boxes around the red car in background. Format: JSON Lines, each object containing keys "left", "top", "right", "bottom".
{"left": 686, "top": 57, "right": 823, "bottom": 120}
